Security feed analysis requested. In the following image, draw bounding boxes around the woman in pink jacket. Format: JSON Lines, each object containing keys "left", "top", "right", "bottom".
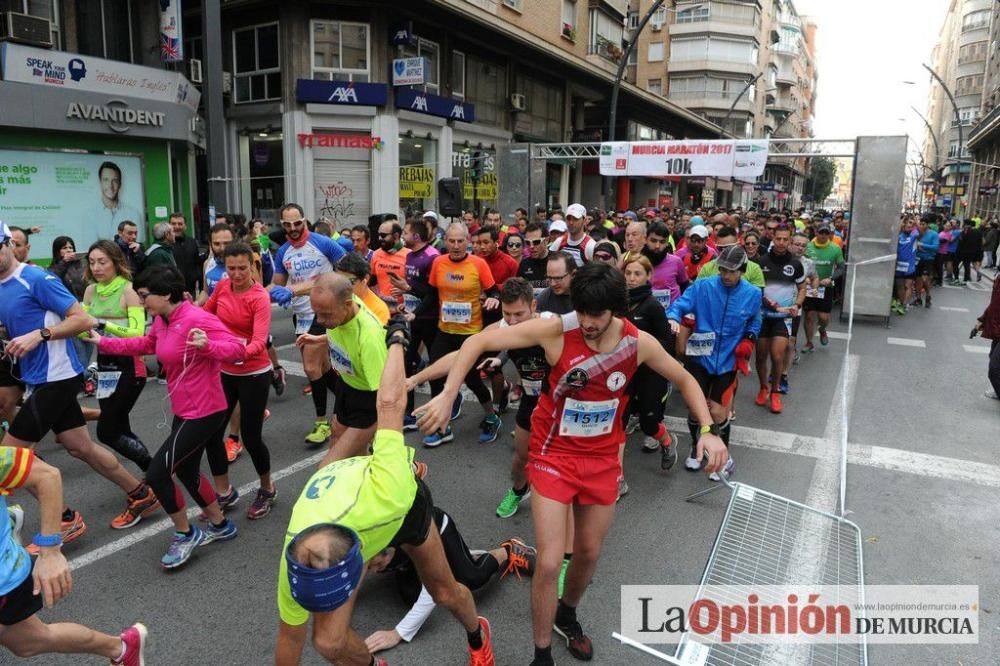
{"left": 91, "top": 265, "right": 246, "bottom": 570}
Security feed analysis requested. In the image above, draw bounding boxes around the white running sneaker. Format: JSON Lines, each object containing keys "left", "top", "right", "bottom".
{"left": 685, "top": 456, "right": 702, "bottom": 471}
{"left": 642, "top": 435, "right": 660, "bottom": 451}
{"left": 625, "top": 414, "right": 641, "bottom": 434}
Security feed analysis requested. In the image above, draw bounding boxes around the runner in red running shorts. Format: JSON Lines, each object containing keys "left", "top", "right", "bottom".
{"left": 414, "top": 262, "right": 728, "bottom": 666}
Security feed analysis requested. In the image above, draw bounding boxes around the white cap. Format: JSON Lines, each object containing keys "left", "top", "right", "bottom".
{"left": 565, "top": 203, "right": 587, "bottom": 219}
{"left": 688, "top": 224, "right": 710, "bottom": 239}
{"left": 422, "top": 211, "right": 439, "bottom": 223}
{"left": 549, "top": 219, "right": 568, "bottom": 233}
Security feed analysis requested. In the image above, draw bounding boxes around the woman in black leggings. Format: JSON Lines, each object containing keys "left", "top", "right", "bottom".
{"left": 202, "top": 242, "right": 277, "bottom": 520}
{"left": 82, "top": 240, "right": 151, "bottom": 472}
{"left": 622, "top": 255, "right": 677, "bottom": 474}
{"left": 93, "top": 265, "right": 246, "bottom": 569}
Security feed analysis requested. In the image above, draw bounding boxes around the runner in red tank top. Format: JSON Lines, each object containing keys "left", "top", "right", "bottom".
{"left": 414, "top": 262, "right": 728, "bottom": 666}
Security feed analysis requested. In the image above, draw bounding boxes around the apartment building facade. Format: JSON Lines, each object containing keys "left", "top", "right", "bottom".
{"left": 923, "top": 0, "right": 990, "bottom": 217}
{"left": 966, "top": 0, "right": 1000, "bottom": 215}
{"left": 663, "top": 0, "right": 816, "bottom": 210}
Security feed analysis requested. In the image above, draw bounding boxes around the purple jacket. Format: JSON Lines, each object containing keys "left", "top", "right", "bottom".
{"left": 99, "top": 301, "right": 244, "bottom": 419}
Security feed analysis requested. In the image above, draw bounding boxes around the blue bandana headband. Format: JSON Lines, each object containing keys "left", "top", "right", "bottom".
{"left": 285, "top": 524, "right": 365, "bottom": 613}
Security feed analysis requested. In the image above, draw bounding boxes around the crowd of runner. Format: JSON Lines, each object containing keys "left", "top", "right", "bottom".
{"left": 0, "top": 201, "right": 990, "bottom": 664}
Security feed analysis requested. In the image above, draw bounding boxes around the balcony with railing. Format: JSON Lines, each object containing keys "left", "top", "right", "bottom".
{"left": 667, "top": 89, "right": 754, "bottom": 112}
{"left": 588, "top": 35, "right": 624, "bottom": 65}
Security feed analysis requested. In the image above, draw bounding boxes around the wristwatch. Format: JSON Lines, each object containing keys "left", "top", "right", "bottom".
{"left": 39, "top": 327, "right": 52, "bottom": 341}
{"left": 700, "top": 424, "right": 721, "bottom": 436}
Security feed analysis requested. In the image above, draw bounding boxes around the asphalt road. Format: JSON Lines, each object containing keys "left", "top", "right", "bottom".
{"left": 11, "top": 273, "right": 999, "bottom": 665}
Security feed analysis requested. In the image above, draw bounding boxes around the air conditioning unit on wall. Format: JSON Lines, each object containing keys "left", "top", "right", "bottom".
{"left": 510, "top": 93, "right": 526, "bottom": 111}
{"left": 0, "top": 11, "right": 52, "bottom": 47}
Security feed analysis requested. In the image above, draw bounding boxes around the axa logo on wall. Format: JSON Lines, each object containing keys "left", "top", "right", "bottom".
{"left": 66, "top": 99, "right": 166, "bottom": 133}
{"left": 297, "top": 133, "right": 383, "bottom": 150}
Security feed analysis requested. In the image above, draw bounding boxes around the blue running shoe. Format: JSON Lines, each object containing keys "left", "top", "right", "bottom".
{"left": 423, "top": 427, "right": 454, "bottom": 448}
{"left": 478, "top": 415, "right": 502, "bottom": 444}
{"left": 777, "top": 375, "right": 789, "bottom": 394}
{"left": 161, "top": 526, "right": 205, "bottom": 569}
{"left": 201, "top": 518, "right": 238, "bottom": 545}
{"left": 450, "top": 393, "right": 465, "bottom": 422}
{"left": 403, "top": 414, "right": 419, "bottom": 432}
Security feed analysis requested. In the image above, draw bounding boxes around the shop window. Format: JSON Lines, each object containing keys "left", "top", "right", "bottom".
{"left": 399, "top": 137, "right": 437, "bottom": 217}
{"left": 233, "top": 22, "right": 281, "bottom": 104}
{"left": 452, "top": 147, "right": 497, "bottom": 214}
{"left": 401, "top": 38, "right": 440, "bottom": 93}
{"left": 451, "top": 50, "right": 466, "bottom": 99}
{"left": 74, "top": 0, "right": 134, "bottom": 62}
{"left": 311, "top": 20, "right": 370, "bottom": 82}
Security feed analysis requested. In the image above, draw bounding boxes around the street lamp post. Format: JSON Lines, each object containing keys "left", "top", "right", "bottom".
{"left": 922, "top": 64, "right": 965, "bottom": 218}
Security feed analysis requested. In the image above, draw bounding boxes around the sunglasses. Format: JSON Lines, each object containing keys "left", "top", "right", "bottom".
{"left": 282, "top": 219, "right": 305, "bottom": 228}
{"left": 526, "top": 238, "right": 545, "bottom": 246}
{"left": 506, "top": 242, "right": 523, "bottom": 249}
{"left": 594, "top": 252, "right": 614, "bottom": 261}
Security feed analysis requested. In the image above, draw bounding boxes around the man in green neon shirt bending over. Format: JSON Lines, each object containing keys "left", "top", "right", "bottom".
{"left": 274, "top": 315, "right": 496, "bottom": 666}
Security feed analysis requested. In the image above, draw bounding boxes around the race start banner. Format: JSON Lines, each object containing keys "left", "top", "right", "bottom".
{"left": 599, "top": 140, "right": 769, "bottom": 179}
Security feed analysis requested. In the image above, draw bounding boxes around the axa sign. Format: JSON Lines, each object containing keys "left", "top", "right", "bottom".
{"left": 295, "top": 79, "right": 388, "bottom": 106}
{"left": 395, "top": 88, "right": 475, "bottom": 123}
{"left": 66, "top": 98, "right": 166, "bottom": 133}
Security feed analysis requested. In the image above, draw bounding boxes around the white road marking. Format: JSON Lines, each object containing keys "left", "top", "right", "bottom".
{"left": 887, "top": 337, "right": 926, "bottom": 348}
{"left": 281, "top": 360, "right": 307, "bottom": 377}
{"left": 824, "top": 331, "right": 851, "bottom": 340}
{"left": 963, "top": 345, "right": 990, "bottom": 355}
{"left": 938, "top": 306, "right": 970, "bottom": 312}
{"left": 67, "top": 411, "right": 1000, "bottom": 573}
{"left": 663, "top": 416, "right": 1000, "bottom": 489}
{"left": 68, "top": 450, "right": 328, "bottom": 571}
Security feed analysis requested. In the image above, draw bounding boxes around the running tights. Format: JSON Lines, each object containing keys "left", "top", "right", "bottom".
{"left": 628, "top": 366, "right": 670, "bottom": 438}
{"left": 396, "top": 509, "right": 500, "bottom": 606}
{"left": 147, "top": 411, "right": 227, "bottom": 515}
{"left": 428, "top": 331, "right": 492, "bottom": 405}
{"left": 206, "top": 371, "right": 272, "bottom": 478}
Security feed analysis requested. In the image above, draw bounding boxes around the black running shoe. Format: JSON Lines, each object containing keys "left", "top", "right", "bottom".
{"left": 553, "top": 615, "right": 594, "bottom": 661}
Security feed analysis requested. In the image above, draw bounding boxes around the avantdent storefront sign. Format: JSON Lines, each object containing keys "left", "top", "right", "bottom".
{"left": 66, "top": 99, "right": 166, "bottom": 133}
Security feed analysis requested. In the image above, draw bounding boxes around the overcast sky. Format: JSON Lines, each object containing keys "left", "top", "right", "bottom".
{"left": 795, "top": 0, "right": 951, "bottom": 162}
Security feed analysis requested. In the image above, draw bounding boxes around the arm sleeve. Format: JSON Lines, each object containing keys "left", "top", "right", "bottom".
{"left": 273, "top": 245, "right": 288, "bottom": 276}
{"left": 394, "top": 586, "right": 436, "bottom": 642}
{"left": 235, "top": 289, "right": 272, "bottom": 362}
{"left": 747, "top": 289, "right": 763, "bottom": 338}
{"left": 666, "top": 281, "right": 697, "bottom": 321}
{"left": 199, "top": 315, "right": 247, "bottom": 363}
{"left": 0, "top": 446, "right": 34, "bottom": 492}
{"left": 322, "top": 237, "right": 347, "bottom": 265}
{"left": 415, "top": 290, "right": 438, "bottom": 318}
{"left": 98, "top": 323, "right": 157, "bottom": 357}
{"left": 645, "top": 300, "right": 672, "bottom": 347}
{"left": 477, "top": 257, "right": 496, "bottom": 291}
{"left": 103, "top": 306, "right": 146, "bottom": 338}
